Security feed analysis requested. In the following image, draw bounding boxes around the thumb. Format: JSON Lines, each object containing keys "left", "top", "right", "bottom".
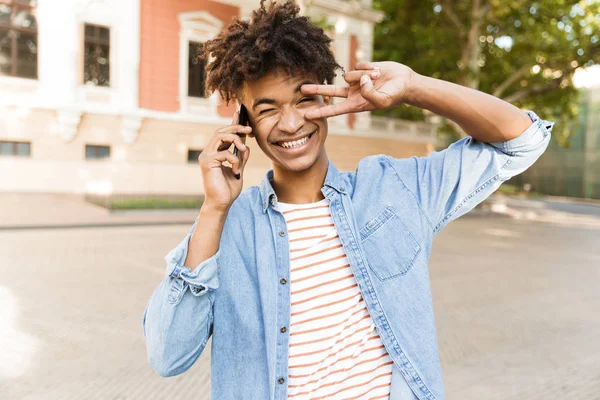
{"left": 360, "top": 75, "right": 390, "bottom": 108}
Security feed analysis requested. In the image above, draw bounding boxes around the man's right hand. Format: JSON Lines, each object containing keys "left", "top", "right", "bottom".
{"left": 198, "top": 111, "right": 252, "bottom": 213}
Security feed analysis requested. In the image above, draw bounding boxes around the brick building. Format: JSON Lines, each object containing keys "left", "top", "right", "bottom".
{"left": 0, "top": 0, "right": 436, "bottom": 195}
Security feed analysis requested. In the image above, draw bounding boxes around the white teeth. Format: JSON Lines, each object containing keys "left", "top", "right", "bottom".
{"left": 279, "top": 135, "right": 309, "bottom": 149}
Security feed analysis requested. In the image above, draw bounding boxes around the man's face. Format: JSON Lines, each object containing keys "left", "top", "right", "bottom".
{"left": 241, "top": 70, "right": 329, "bottom": 173}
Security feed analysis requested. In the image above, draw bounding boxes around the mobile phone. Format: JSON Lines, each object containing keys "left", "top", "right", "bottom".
{"left": 233, "top": 104, "right": 249, "bottom": 179}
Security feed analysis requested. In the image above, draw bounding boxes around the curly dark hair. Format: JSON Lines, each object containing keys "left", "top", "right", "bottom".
{"left": 201, "top": 0, "right": 342, "bottom": 104}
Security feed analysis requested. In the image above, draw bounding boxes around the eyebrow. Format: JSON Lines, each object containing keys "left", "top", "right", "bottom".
{"left": 251, "top": 80, "right": 316, "bottom": 111}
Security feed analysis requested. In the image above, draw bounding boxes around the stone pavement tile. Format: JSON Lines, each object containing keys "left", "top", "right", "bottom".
{"left": 0, "top": 216, "right": 598, "bottom": 399}
{"left": 0, "top": 225, "right": 212, "bottom": 400}
{"left": 443, "top": 327, "right": 600, "bottom": 400}
{"left": 431, "top": 217, "right": 600, "bottom": 400}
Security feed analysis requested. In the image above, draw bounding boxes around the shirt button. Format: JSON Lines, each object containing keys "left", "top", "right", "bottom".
{"left": 192, "top": 287, "right": 201, "bottom": 294}
{"left": 279, "top": 231, "right": 285, "bottom": 237}
{"left": 280, "top": 326, "right": 287, "bottom": 333}
{"left": 280, "top": 278, "right": 287, "bottom": 284}
{"left": 278, "top": 378, "right": 285, "bottom": 384}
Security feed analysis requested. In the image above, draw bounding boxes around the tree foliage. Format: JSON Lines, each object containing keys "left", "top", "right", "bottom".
{"left": 373, "top": 0, "right": 600, "bottom": 144}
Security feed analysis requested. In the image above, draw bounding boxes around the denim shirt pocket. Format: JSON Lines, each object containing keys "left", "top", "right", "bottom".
{"left": 359, "top": 206, "right": 422, "bottom": 281}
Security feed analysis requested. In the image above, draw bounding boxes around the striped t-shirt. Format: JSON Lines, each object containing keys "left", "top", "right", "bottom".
{"left": 277, "top": 198, "right": 393, "bottom": 400}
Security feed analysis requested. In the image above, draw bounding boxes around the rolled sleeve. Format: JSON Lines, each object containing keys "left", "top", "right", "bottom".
{"left": 490, "top": 110, "right": 554, "bottom": 155}
{"left": 143, "top": 220, "right": 218, "bottom": 376}
{"left": 164, "top": 221, "right": 220, "bottom": 304}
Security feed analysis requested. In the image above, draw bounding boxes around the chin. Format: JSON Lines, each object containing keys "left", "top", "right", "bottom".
{"left": 275, "top": 155, "right": 318, "bottom": 173}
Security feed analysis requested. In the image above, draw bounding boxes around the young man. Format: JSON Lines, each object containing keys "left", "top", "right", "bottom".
{"left": 142, "top": 1, "right": 552, "bottom": 399}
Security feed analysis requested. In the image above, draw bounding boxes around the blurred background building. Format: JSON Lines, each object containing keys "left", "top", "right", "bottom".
{"left": 0, "top": 0, "right": 436, "bottom": 196}
{"left": 510, "top": 84, "right": 600, "bottom": 199}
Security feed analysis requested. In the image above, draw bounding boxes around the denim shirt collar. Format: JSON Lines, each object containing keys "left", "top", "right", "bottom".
{"left": 259, "top": 160, "right": 347, "bottom": 213}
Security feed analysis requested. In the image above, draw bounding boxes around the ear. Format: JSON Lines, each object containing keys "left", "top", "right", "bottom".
{"left": 323, "top": 95, "right": 332, "bottom": 105}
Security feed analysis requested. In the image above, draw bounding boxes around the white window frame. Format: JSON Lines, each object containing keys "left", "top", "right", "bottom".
{"left": 178, "top": 11, "right": 223, "bottom": 115}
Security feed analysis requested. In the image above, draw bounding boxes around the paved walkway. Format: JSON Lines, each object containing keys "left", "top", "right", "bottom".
{"left": 1, "top": 194, "right": 599, "bottom": 399}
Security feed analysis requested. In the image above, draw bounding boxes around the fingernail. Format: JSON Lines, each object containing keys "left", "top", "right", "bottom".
{"left": 360, "top": 75, "right": 369, "bottom": 86}
{"left": 371, "top": 70, "right": 380, "bottom": 78}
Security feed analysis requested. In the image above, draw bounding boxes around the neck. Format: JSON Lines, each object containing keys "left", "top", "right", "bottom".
{"left": 272, "top": 151, "right": 329, "bottom": 204}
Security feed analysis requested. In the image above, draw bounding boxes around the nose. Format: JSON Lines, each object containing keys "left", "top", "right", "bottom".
{"left": 276, "top": 107, "right": 304, "bottom": 134}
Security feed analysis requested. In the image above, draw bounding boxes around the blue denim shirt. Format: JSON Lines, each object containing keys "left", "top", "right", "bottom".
{"left": 143, "top": 111, "right": 552, "bottom": 399}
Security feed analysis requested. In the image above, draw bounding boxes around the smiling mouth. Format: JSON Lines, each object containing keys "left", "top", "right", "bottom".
{"left": 275, "top": 132, "right": 315, "bottom": 149}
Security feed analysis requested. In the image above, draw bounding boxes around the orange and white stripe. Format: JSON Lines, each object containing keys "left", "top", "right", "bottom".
{"left": 278, "top": 199, "right": 393, "bottom": 400}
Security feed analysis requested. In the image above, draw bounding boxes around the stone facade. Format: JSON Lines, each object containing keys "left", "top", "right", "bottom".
{"left": 0, "top": 0, "right": 436, "bottom": 195}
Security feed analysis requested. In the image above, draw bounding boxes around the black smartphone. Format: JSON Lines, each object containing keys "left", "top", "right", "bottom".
{"left": 233, "top": 104, "right": 249, "bottom": 179}
{"left": 234, "top": 104, "right": 249, "bottom": 156}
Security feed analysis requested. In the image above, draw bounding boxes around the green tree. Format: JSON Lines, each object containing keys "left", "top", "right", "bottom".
{"left": 373, "top": 0, "right": 600, "bottom": 144}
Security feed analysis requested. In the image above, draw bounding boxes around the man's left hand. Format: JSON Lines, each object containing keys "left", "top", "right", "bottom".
{"left": 301, "top": 61, "right": 415, "bottom": 119}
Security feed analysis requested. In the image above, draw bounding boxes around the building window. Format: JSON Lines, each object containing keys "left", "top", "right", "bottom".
{"left": 0, "top": 0, "right": 38, "bottom": 79}
{"left": 85, "top": 144, "right": 110, "bottom": 160}
{"left": 0, "top": 140, "right": 30, "bottom": 156}
{"left": 187, "top": 149, "right": 202, "bottom": 163}
{"left": 188, "top": 41, "right": 206, "bottom": 98}
{"left": 83, "top": 24, "right": 110, "bottom": 87}
{"left": 178, "top": 11, "right": 223, "bottom": 112}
